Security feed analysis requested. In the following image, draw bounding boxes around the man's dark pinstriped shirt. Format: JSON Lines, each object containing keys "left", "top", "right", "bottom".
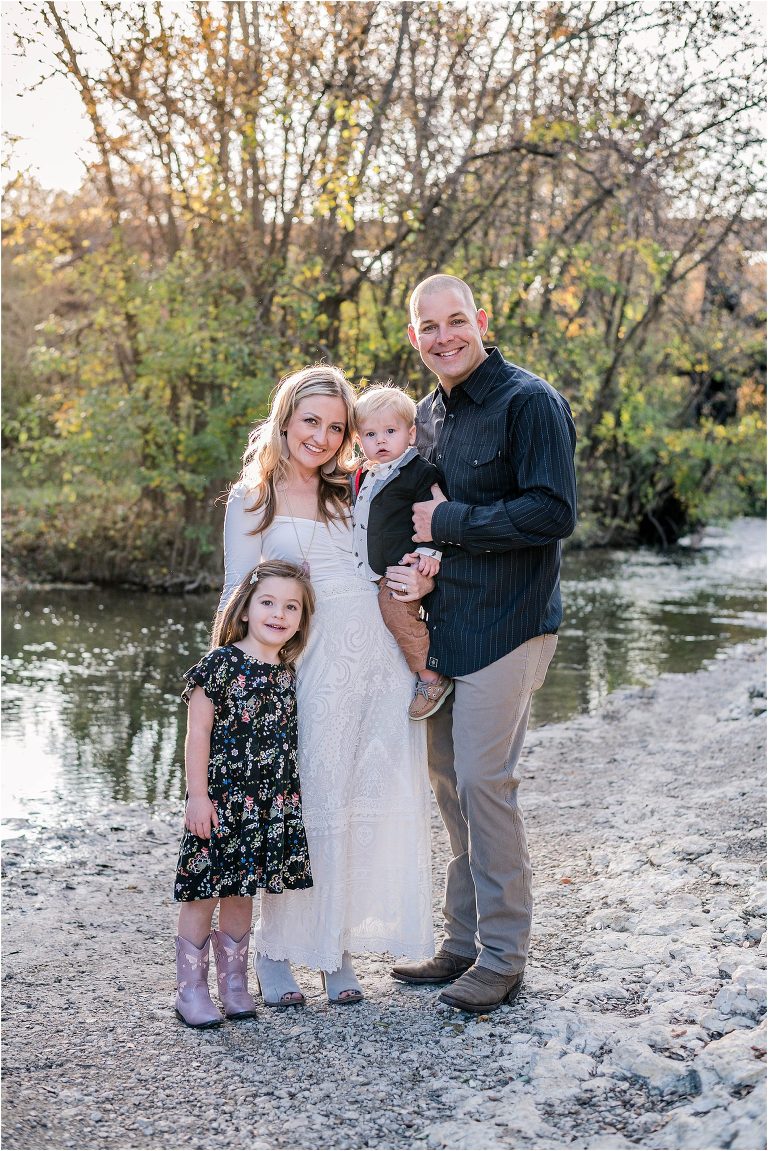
{"left": 415, "top": 346, "right": 577, "bottom": 678}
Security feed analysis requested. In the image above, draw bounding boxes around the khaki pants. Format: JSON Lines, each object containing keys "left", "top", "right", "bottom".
{"left": 377, "top": 580, "right": 429, "bottom": 675}
{"left": 427, "top": 634, "right": 558, "bottom": 973}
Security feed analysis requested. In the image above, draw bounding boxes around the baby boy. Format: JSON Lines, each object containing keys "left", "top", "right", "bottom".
{"left": 352, "top": 386, "right": 453, "bottom": 720}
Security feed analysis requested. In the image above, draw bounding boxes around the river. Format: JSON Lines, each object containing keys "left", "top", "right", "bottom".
{"left": 2, "top": 518, "right": 764, "bottom": 822}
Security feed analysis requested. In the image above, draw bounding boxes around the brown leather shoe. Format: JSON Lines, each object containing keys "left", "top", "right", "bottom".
{"left": 391, "top": 948, "right": 476, "bottom": 985}
{"left": 438, "top": 964, "right": 524, "bottom": 1013}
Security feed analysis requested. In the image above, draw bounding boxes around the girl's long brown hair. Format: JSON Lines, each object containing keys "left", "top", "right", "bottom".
{"left": 212, "top": 560, "right": 316, "bottom": 669}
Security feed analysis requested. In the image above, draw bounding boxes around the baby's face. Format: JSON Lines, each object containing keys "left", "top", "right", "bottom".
{"left": 357, "top": 411, "right": 416, "bottom": 465}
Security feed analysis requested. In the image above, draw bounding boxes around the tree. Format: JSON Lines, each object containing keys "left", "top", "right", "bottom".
{"left": 3, "top": 0, "right": 765, "bottom": 583}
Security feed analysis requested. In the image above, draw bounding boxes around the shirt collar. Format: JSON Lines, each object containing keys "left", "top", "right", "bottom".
{"left": 436, "top": 346, "right": 504, "bottom": 407}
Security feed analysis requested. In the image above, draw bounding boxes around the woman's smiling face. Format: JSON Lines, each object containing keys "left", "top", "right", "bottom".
{"left": 283, "top": 395, "right": 347, "bottom": 472}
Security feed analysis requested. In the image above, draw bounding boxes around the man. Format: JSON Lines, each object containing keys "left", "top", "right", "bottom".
{"left": 389, "top": 273, "right": 577, "bottom": 1013}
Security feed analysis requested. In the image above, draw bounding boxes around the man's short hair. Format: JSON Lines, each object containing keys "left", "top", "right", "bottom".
{"left": 354, "top": 385, "right": 417, "bottom": 427}
{"left": 409, "top": 275, "right": 478, "bottom": 325}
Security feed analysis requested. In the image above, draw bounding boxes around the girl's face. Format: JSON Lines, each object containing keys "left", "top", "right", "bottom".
{"left": 282, "top": 395, "right": 347, "bottom": 473}
{"left": 241, "top": 576, "right": 304, "bottom": 659}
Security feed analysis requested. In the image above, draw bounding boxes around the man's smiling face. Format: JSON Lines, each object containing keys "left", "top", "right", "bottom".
{"left": 408, "top": 287, "right": 489, "bottom": 392}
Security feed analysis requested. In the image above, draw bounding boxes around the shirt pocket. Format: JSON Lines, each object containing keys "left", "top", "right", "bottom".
{"left": 459, "top": 445, "right": 501, "bottom": 469}
{"left": 453, "top": 441, "right": 510, "bottom": 503}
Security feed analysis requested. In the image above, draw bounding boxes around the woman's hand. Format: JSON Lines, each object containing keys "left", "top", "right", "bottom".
{"left": 384, "top": 556, "right": 436, "bottom": 602}
{"left": 185, "top": 795, "right": 219, "bottom": 839}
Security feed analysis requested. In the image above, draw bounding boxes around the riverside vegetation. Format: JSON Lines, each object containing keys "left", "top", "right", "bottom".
{"left": 2, "top": 2, "right": 765, "bottom": 588}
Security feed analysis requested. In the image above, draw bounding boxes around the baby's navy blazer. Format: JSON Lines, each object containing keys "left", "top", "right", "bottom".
{"left": 353, "top": 448, "right": 442, "bottom": 577}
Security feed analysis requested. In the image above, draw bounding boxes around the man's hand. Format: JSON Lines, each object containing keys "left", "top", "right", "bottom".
{"left": 412, "top": 483, "right": 447, "bottom": 543}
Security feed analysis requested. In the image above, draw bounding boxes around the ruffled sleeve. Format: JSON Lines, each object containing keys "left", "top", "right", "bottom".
{"left": 181, "top": 647, "right": 232, "bottom": 706}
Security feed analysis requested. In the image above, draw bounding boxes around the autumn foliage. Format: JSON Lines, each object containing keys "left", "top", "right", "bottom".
{"left": 3, "top": 1, "right": 765, "bottom": 586}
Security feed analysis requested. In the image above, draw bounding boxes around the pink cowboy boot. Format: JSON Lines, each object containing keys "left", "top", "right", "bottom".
{"left": 175, "top": 935, "right": 224, "bottom": 1029}
{"left": 211, "top": 929, "right": 259, "bottom": 1019}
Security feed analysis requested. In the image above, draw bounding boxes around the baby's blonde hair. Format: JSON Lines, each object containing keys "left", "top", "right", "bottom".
{"left": 355, "top": 385, "right": 417, "bottom": 428}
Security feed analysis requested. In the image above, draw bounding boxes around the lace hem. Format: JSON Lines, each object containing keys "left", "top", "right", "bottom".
{"left": 251, "top": 929, "right": 436, "bottom": 973}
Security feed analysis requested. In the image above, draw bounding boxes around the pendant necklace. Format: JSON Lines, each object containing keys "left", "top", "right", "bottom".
{"left": 279, "top": 482, "right": 319, "bottom": 578}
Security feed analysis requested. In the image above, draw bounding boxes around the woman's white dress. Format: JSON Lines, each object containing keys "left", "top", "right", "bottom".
{"left": 221, "top": 484, "right": 434, "bottom": 971}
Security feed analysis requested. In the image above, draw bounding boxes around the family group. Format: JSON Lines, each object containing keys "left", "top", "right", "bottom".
{"left": 171, "top": 273, "right": 578, "bottom": 1027}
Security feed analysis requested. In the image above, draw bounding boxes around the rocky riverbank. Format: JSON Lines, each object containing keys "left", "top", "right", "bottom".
{"left": 2, "top": 640, "right": 766, "bottom": 1151}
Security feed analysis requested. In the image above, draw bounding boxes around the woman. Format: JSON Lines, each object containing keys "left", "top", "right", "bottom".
{"left": 219, "top": 364, "right": 434, "bottom": 1005}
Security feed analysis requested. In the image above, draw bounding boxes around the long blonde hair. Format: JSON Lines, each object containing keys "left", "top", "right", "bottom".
{"left": 240, "top": 365, "right": 358, "bottom": 531}
{"left": 212, "top": 560, "right": 316, "bottom": 670}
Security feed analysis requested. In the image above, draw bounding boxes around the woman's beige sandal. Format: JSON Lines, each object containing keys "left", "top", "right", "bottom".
{"left": 253, "top": 954, "right": 306, "bottom": 1008}
{"left": 321, "top": 952, "right": 364, "bottom": 1004}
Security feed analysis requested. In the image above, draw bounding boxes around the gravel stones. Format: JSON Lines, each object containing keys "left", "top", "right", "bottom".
{"left": 2, "top": 641, "right": 765, "bottom": 1149}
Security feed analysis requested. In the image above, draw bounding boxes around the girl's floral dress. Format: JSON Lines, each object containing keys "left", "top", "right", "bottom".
{"left": 174, "top": 645, "right": 313, "bottom": 900}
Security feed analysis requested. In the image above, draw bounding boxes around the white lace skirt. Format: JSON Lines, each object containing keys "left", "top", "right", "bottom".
{"left": 252, "top": 578, "right": 434, "bottom": 971}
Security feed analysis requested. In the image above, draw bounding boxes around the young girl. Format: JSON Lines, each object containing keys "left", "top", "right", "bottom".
{"left": 173, "top": 559, "right": 315, "bottom": 1028}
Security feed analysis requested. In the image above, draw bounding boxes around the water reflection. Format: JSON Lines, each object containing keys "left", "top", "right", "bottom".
{"left": 537, "top": 518, "right": 766, "bottom": 724}
{"left": 2, "top": 597, "right": 215, "bottom": 817}
{"left": 2, "top": 520, "right": 765, "bottom": 817}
